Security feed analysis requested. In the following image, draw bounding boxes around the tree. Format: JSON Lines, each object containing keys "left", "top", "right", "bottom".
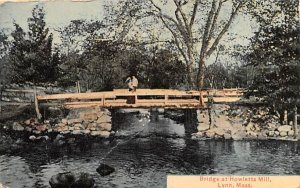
{"left": 247, "top": 0, "right": 300, "bottom": 122}
{"left": 107, "top": 0, "right": 249, "bottom": 89}
{"left": 135, "top": 47, "right": 186, "bottom": 89}
{"left": 10, "top": 5, "right": 60, "bottom": 84}
{"left": 0, "top": 29, "right": 11, "bottom": 83}
{"left": 0, "top": 30, "right": 9, "bottom": 58}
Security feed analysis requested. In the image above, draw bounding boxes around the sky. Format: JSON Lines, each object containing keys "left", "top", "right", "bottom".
{"left": 0, "top": 0, "right": 258, "bottom": 65}
{"left": 0, "top": 0, "right": 105, "bottom": 32}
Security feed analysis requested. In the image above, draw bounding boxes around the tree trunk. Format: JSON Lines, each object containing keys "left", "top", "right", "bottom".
{"left": 197, "top": 57, "right": 206, "bottom": 90}
{"left": 186, "top": 64, "right": 193, "bottom": 89}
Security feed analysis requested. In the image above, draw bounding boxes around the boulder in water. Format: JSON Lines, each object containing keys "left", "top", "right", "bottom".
{"left": 96, "top": 163, "right": 115, "bottom": 176}
{"left": 49, "top": 172, "right": 75, "bottom": 188}
{"left": 49, "top": 172, "right": 94, "bottom": 188}
{"left": 72, "top": 172, "right": 95, "bottom": 188}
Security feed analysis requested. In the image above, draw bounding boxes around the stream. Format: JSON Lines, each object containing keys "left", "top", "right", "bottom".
{"left": 0, "top": 110, "right": 299, "bottom": 188}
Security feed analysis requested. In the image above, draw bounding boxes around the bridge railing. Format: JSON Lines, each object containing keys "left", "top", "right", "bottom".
{"left": 36, "top": 88, "right": 244, "bottom": 108}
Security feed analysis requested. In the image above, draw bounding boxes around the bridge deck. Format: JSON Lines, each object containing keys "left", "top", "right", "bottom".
{"left": 36, "top": 89, "right": 243, "bottom": 108}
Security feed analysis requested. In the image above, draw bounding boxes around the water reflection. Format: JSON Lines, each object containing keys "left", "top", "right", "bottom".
{"left": 0, "top": 111, "right": 299, "bottom": 188}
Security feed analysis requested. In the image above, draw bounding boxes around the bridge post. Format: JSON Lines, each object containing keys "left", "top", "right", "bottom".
{"left": 294, "top": 105, "right": 298, "bottom": 139}
{"left": 164, "top": 94, "right": 168, "bottom": 105}
{"left": 102, "top": 95, "right": 105, "bottom": 106}
{"left": 284, "top": 110, "right": 288, "bottom": 124}
{"left": 135, "top": 94, "right": 138, "bottom": 104}
{"left": 183, "top": 109, "right": 197, "bottom": 134}
{"left": 34, "top": 87, "right": 42, "bottom": 121}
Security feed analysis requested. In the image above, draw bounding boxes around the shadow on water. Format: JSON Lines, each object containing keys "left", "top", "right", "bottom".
{"left": 0, "top": 110, "right": 300, "bottom": 188}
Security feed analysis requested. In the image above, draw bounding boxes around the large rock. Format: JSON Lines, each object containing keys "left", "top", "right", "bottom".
{"left": 279, "top": 131, "right": 288, "bottom": 137}
{"left": 24, "top": 119, "right": 31, "bottom": 125}
{"left": 72, "top": 173, "right": 95, "bottom": 188}
{"left": 25, "top": 126, "right": 32, "bottom": 132}
{"left": 267, "top": 122, "right": 277, "bottom": 131}
{"left": 82, "top": 130, "right": 91, "bottom": 134}
{"left": 205, "top": 130, "right": 215, "bottom": 138}
{"left": 96, "top": 164, "right": 115, "bottom": 176}
{"left": 74, "top": 123, "right": 84, "bottom": 130}
{"left": 97, "top": 115, "right": 111, "bottom": 123}
{"left": 214, "top": 128, "right": 226, "bottom": 136}
{"left": 35, "top": 124, "right": 47, "bottom": 132}
{"left": 102, "top": 109, "right": 111, "bottom": 116}
{"left": 83, "top": 113, "right": 98, "bottom": 121}
{"left": 197, "top": 123, "right": 210, "bottom": 131}
{"left": 32, "top": 130, "right": 41, "bottom": 134}
{"left": 87, "top": 123, "right": 97, "bottom": 131}
{"left": 196, "top": 110, "right": 204, "bottom": 122}
{"left": 224, "top": 133, "right": 232, "bottom": 140}
{"left": 288, "top": 130, "right": 295, "bottom": 136}
{"left": 232, "top": 130, "right": 247, "bottom": 141}
{"left": 49, "top": 172, "right": 75, "bottom": 188}
{"left": 257, "top": 132, "right": 268, "bottom": 140}
{"left": 195, "top": 132, "right": 204, "bottom": 137}
{"left": 90, "top": 131, "right": 110, "bottom": 138}
{"left": 12, "top": 122, "right": 24, "bottom": 131}
{"left": 72, "top": 130, "right": 82, "bottom": 135}
{"left": 61, "top": 119, "right": 68, "bottom": 124}
{"left": 57, "top": 123, "right": 66, "bottom": 127}
{"left": 99, "top": 123, "right": 112, "bottom": 131}
{"left": 268, "top": 130, "right": 275, "bottom": 137}
{"left": 49, "top": 172, "right": 94, "bottom": 188}
{"left": 67, "top": 119, "right": 83, "bottom": 124}
{"left": 277, "top": 125, "right": 292, "bottom": 132}
{"left": 54, "top": 134, "right": 64, "bottom": 141}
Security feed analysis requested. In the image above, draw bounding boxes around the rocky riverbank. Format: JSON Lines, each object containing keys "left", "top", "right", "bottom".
{"left": 2, "top": 107, "right": 113, "bottom": 138}
{"left": 1, "top": 102, "right": 299, "bottom": 144}
{"left": 0, "top": 106, "right": 114, "bottom": 155}
{"left": 192, "top": 104, "right": 299, "bottom": 141}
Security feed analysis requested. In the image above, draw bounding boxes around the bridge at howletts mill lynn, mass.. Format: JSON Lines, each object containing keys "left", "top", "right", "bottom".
{"left": 36, "top": 88, "right": 244, "bottom": 109}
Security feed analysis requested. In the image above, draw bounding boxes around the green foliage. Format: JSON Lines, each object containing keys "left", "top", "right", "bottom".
{"left": 247, "top": 1, "right": 300, "bottom": 111}
{"left": 0, "top": 30, "right": 11, "bottom": 84}
{"left": 0, "top": 30, "right": 9, "bottom": 58}
{"left": 139, "top": 48, "right": 186, "bottom": 89}
{"left": 9, "top": 5, "right": 60, "bottom": 84}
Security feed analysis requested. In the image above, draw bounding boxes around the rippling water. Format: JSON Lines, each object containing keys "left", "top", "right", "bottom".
{"left": 0, "top": 110, "right": 299, "bottom": 188}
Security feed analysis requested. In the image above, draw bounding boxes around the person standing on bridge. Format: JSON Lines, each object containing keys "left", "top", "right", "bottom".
{"left": 131, "top": 76, "right": 138, "bottom": 92}
{"left": 126, "top": 76, "right": 134, "bottom": 92}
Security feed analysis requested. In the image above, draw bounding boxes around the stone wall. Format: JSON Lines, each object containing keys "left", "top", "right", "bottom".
{"left": 54, "top": 107, "right": 112, "bottom": 138}
{"left": 192, "top": 104, "right": 299, "bottom": 141}
{"left": 9, "top": 107, "right": 113, "bottom": 138}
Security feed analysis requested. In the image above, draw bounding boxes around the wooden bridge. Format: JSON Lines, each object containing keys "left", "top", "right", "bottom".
{"left": 36, "top": 88, "right": 244, "bottom": 109}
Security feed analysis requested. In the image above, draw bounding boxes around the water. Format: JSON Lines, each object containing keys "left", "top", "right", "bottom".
{"left": 0, "top": 110, "right": 300, "bottom": 188}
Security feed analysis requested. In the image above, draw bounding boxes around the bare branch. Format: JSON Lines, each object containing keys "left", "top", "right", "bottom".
{"left": 206, "top": 1, "right": 245, "bottom": 57}
{"left": 190, "top": 0, "right": 200, "bottom": 29}
{"left": 206, "top": 0, "right": 224, "bottom": 45}
{"left": 199, "top": 0, "right": 217, "bottom": 59}
{"left": 149, "top": 0, "right": 162, "bottom": 11}
{"left": 149, "top": 0, "right": 185, "bottom": 37}
{"left": 174, "top": 0, "right": 190, "bottom": 33}
{"left": 174, "top": 5, "right": 189, "bottom": 41}
{"left": 159, "top": 12, "right": 189, "bottom": 64}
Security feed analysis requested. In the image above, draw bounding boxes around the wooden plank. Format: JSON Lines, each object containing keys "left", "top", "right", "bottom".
{"left": 5, "top": 89, "right": 37, "bottom": 93}
{"left": 37, "top": 92, "right": 115, "bottom": 100}
{"left": 37, "top": 89, "right": 244, "bottom": 108}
